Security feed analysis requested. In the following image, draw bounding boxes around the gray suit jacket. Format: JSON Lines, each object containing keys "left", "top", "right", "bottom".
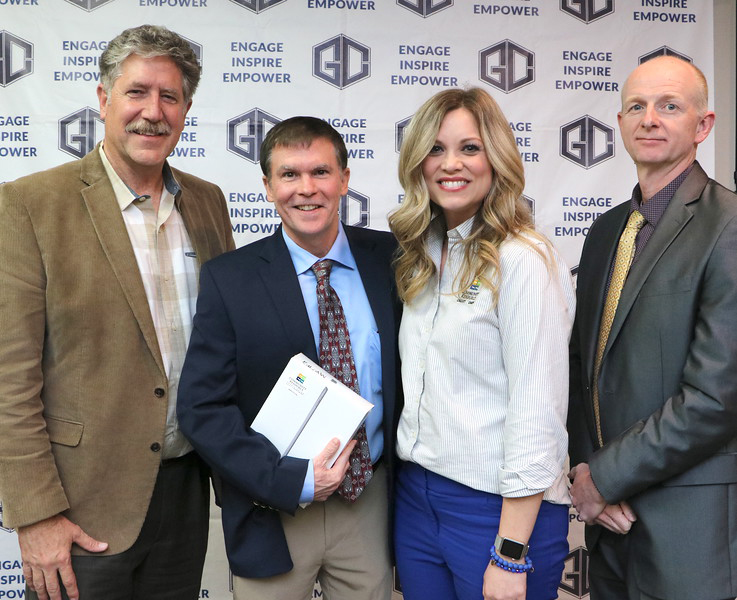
{"left": 569, "top": 163, "right": 737, "bottom": 599}
{"left": 0, "top": 147, "right": 234, "bottom": 553}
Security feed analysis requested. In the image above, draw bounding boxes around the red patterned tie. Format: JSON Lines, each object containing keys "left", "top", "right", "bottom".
{"left": 312, "top": 259, "right": 372, "bottom": 502}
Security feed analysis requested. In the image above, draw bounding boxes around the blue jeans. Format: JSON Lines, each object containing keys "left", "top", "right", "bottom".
{"left": 394, "top": 461, "right": 568, "bottom": 600}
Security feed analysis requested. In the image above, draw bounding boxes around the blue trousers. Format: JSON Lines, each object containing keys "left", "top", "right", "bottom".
{"left": 394, "top": 462, "right": 568, "bottom": 600}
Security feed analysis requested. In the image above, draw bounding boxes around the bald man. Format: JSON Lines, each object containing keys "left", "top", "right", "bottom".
{"left": 568, "top": 56, "right": 737, "bottom": 600}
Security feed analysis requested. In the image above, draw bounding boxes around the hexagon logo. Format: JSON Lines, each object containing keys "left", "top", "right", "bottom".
{"left": 227, "top": 108, "right": 281, "bottom": 164}
{"left": 559, "top": 546, "right": 590, "bottom": 598}
{"left": 560, "top": 115, "right": 614, "bottom": 169}
{"left": 313, "top": 34, "right": 370, "bottom": 90}
{"left": 58, "top": 107, "right": 104, "bottom": 160}
{"left": 180, "top": 36, "right": 203, "bottom": 68}
{"left": 228, "top": 0, "right": 288, "bottom": 12}
{"left": 560, "top": 0, "right": 614, "bottom": 24}
{"left": 393, "top": 566, "right": 403, "bottom": 593}
{"left": 396, "top": 0, "right": 453, "bottom": 18}
{"left": 0, "top": 31, "right": 34, "bottom": 87}
{"left": 639, "top": 46, "right": 692, "bottom": 64}
{"left": 395, "top": 116, "right": 413, "bottom": 153}
{"left": 340, "top": 188, "right": 369, "bottom": 228}
{"left": 63, "top": 0, "right": 117, "bottom": 11}
{"left": 0, "top": 502, "right": 13, "bottom": 533}
{"left": 522, "top": 195, "right": 535, "bottom": 224}
{"left": 480, "top": 40, "right": 534, "bottom": 94}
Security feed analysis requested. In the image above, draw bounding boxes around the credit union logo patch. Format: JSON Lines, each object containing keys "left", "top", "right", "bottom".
{"left": 560, "top": 115, "right": 614, "bottom": 169}
{"left": 0, "top": 31, "right": 34, "bottom": 87}
{"left": 479, "top": 40, "right": 534, "bottom": 94}
{"left": 58, "top": 107, "right": 104, "bottom": 160}
{"left": 227, "top": 108, "right": 281, "bottom": 163}
{"left": 313, "top": 35, "right": 370, "bottom": 89}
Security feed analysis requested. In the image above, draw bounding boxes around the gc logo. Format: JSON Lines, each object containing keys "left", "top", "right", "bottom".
{"left": 479, "top": 40, "right": 534, "bottom": 94}
{"left": 0, "top": 31, "right": 34, "bottom": 87}
{"left": 396, "top": 0, "right": 452, "bottom": 18}
{"left": 313, "top": 35, "right": 370, "bottom": 90}
{"left": 639, "top": 46, "right": 691, "bottom": 65}
{"left": 395, "top": 116, "right": 413, "bottom": 153}
{"left": 0, "top": 501, "right": 13, "bottom": 534}
{"left": 393, "top": 566, "right": 403, "bottom": 593}
{"left": 558, "top": 547, "right": 590, "bottom": 598}
{"left": 58, "top": 107, "right": 104, "bottom": 160}
{"left": 560, "top": 115, "right": 614, "bottom": 169}
{"left": 560, "top": 0, "right": 614, "bottom": 24}
{"left": 63, "top": 0, "right": 117, "bottom": 10}
{"left": 228, "top": 0, "right": 288, "bottom": 11}
{"left": 522, "top": 195, "right": 535, "bottom": 224}
{"left": 340, "top": 188, "right": 369, "bottom": 228}
{"left": 227, "top": 108, "right": 281, "bottom": 164}
{"left": 180, "top": 36, "right": 203, "bottom": 67}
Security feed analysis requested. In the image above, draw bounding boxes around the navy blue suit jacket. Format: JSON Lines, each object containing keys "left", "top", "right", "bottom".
{"left": 178, "top": 225, "right": 401, "bottom": 578}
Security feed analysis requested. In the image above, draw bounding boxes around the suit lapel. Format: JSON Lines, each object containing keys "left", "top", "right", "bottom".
{"left": 80, "top": 150, "right": 165, "bottom": 376}
{"left": 580, "top": 204, "right": 628, "bottom": 383}
{"left": 258, "top": 228, "right": 319, "bottom": 363}
{"left": 347, "top": 229, "right": 393, "bottom": 343}
{"left": 345, "top": 227, "right": 397, "bottom": 418}
{"left": 175, "top": 175, "right": 225, "bottom": 266}
{"left": 602, "top": 165, "right": 708, "bottom": 360}
{"left": 177, "top": 187, "right": 210, "bottom": 266}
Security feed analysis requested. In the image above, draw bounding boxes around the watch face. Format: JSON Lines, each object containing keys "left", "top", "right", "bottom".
{"left": 499, "top": 538, "right": 524, "bottom": 560}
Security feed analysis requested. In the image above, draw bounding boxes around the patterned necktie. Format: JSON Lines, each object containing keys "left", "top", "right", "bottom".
{"left": 592, "top": 210, "right": 646, "bottom": 448}
{"left": 312, "top": 259, "right": 372, "bottom": 502}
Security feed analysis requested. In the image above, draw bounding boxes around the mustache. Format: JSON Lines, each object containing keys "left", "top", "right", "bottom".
{"left": 125, "top": 120, "right": 171, "bottom": 136}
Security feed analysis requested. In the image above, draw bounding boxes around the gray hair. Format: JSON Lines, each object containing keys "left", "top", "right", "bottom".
{"left": 100, "top": 25, "right": 200, "bottom": 103}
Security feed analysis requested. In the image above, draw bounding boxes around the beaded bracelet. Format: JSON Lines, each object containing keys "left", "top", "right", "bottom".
{"left": 489, "top": 545, "right": 534, "bottom": 574}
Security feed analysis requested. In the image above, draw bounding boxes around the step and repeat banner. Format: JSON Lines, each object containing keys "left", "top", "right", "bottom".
{"left": 1, "top": 1, "right": 715, "bottom": 599}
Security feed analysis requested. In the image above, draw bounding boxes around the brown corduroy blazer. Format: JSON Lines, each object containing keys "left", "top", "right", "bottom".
{"left": 0, "top": 146, "right": 234, "bottom": 553}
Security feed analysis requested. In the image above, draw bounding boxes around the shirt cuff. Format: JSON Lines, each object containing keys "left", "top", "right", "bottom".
{"left": 299, "top": 459, "right": 315, "bottom": 503}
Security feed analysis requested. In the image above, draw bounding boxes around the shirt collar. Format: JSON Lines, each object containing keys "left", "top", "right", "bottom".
{"left": 447, "top": 214, "right": 476, "bottom": 241}
{"left": 630, "top": 162, "right": 694, "bottom": 228}
{"left": 282, "top": 223, "right": 357, "bottom": 275}
{"left": 99, "top": 143, "right": 180, "bottom": 211}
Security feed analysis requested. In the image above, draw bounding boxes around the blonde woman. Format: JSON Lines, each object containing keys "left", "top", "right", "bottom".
{"left": 389, "top": 88, "right": 574, "bottom": 600}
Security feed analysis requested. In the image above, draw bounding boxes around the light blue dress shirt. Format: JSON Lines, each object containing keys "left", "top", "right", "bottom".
{"left": 282, "top": 225, "right": 384, "bottom": 502}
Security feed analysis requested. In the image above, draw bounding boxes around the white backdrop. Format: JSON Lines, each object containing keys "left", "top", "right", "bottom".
{"left": 0, "top": 1, "right": 715, "bottom": 599}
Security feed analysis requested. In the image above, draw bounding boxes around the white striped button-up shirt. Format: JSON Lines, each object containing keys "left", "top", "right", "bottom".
{"left": 397, "top": 216, "right": 575, "bottom": 504}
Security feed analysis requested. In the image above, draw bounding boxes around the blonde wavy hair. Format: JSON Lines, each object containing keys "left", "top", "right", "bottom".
{"left": 389, "top": 87, "right": 551, "bottom": 304}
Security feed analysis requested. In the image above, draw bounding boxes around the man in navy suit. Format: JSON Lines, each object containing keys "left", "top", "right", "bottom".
{"left": 178, "top": 116, "right": 400, "bottom": 600}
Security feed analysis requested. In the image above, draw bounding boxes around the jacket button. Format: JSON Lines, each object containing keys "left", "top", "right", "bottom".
{"left": 154, "top": 387, "right": 166, "bottom": 398}
{"left": 150, "top": 442, "right": 161, "bottom": 452}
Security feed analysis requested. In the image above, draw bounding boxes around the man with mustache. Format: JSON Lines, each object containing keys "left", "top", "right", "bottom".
{"left": 0, "top": 25, "right": 234, "bottom": 600}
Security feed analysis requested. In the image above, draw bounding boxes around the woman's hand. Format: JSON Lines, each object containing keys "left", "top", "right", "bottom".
{"left": 483, "top": 560, "right": 527, "bottom": 600}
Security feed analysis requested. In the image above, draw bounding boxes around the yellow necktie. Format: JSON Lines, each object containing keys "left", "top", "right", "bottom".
{"left": 592, "top": 210, "right": 646, "bottom": 447}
